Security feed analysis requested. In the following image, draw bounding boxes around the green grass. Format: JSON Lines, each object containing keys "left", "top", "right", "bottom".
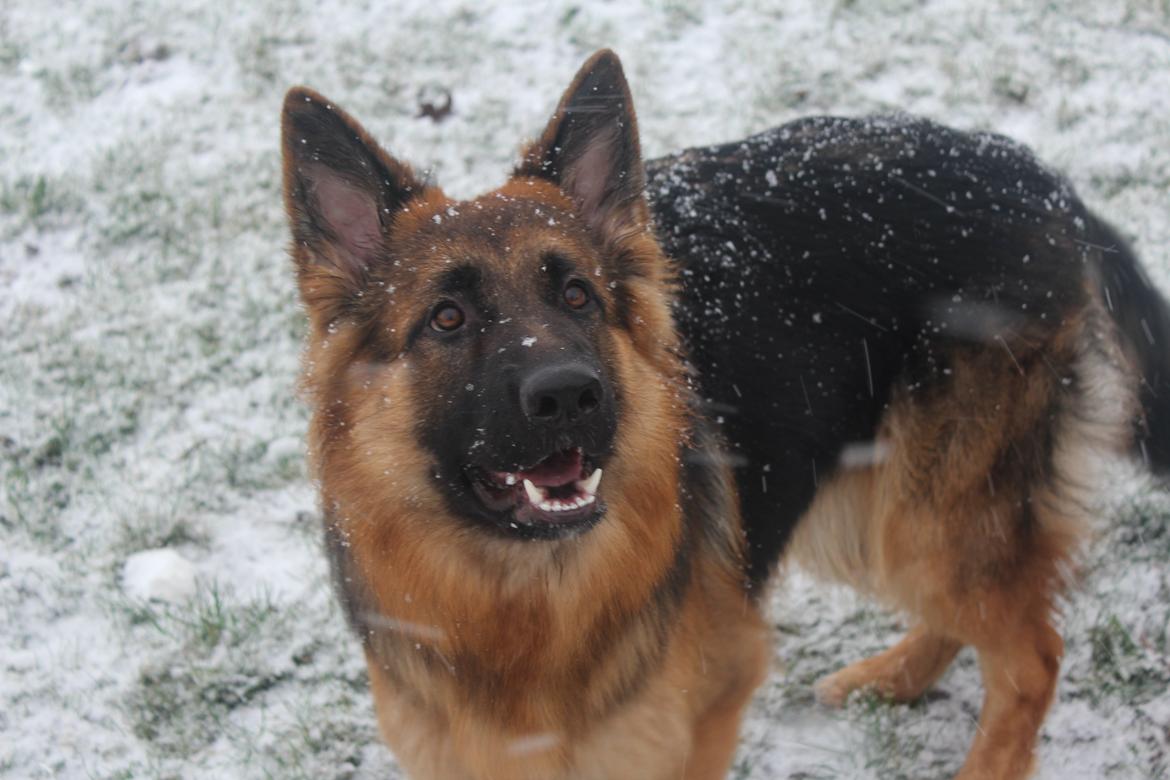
{"left": 1085, "top": 613, "right": 1170, "bottom": 706}
{"left": 35, "top": 63, "right": 101, "bottom": 110}
{"left": 113, "top": 579, "right": 382, "bottom": 778}
{"left": 0, "top": 173, "right": 83, "bottom": 231}
{"left": 1110, "top": 491, "right": 1170, "bottom": 562}
{"left": 118, "top": 580, "right": 287, "bottom": 651}
{"left": 119, "top": 582, "right": 297, "bottom": 759}
{"left": 850, "top": 692, "right": 929, "bottom": 779}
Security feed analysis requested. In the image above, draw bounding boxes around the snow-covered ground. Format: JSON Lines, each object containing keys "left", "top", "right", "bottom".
{"left": 2, "top": 1, "right": 1169, "bottom": 778}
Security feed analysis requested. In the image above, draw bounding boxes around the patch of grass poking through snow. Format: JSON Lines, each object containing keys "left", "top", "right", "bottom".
{"left": 1086, "top": 614, "right": 1170, "bottom": 707}
{"left": 1110, "top": 490, "right": 1170, "bottom": 562}
{"left": 159, "top": 581, "right": 285, "bottom": 651}
{"left": 0, "top": 173, "right": 84, "bottom": 231}
{"left": 123, "top": 582, "right": 302, "bottom": 759}
{"left": 115, "top": 510, "right": 208, "bottom": 558}
{"left": 130, "top": 662, "right": 291, "bottom": 758}
{"left": 849, "top": 691, "right": 929, "bottom": 779}
{"left": 2, "top": 461, "right": 73, "bottom": 549}
{"left": 35, "top": 63, "right": 101, "bottom": 110}
{"left": 251, "top": 689, "right": 380, "bottom": 780}
{"left": 195, "top": 437, "right": 307, "bottom": 497}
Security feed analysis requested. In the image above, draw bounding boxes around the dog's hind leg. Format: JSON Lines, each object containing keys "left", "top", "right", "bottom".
{"left": 813, "top": 624, "right": 961, "bottom": 706}
{"left": 820, "top": 327, "right": 1116, "bottom": 779}
{"left": 956, "top": 611, "right": 1063, "bottom": 780}
{"left": 788, "top": 469, "right": 965, "bottom": 707}
{"left": 863, "top": 502, "right": 1068, "bottom": 780}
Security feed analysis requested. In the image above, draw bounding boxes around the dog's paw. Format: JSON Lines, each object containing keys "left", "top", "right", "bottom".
{"left": 812, "top": 670, "right": 853, "bottom": 708}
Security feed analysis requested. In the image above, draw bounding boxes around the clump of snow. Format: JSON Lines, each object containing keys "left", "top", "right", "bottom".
{"left": 122, "top": 548, "right": 198, "bottom": 603}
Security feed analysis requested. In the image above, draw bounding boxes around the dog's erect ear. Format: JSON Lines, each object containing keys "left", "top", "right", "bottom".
{"left": 517, "top": 50, "right": 648, "bottom": 241}
{"left": 281, "top": 87, "right": 424, "bottom": 315}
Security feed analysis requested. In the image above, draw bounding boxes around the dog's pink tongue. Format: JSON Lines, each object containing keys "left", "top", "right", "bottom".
{"left": 522, "top": 449, "right": 583, "bottom": 487}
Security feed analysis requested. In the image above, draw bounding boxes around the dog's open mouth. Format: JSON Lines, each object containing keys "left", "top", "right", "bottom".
{"left": 467, "top": 447, "right": 603, "bottom": 527}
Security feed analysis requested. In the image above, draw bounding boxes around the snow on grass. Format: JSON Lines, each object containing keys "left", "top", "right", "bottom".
{"left": 1, "top": 0, "right": 1168, "bottom": 778}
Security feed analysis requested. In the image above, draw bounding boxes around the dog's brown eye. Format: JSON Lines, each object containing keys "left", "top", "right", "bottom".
{"left": 431, "top": 303, "right": 464, "bottom": 332}
{"left": 564, "top": 281, "right": 589, "bottom": 309}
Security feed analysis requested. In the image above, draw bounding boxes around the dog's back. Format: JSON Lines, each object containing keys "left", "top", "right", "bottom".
{"left": 649, "top": 114, "right": 1167, "bottom": 583}
{"left": 649, "top": 114, "right": 1170, "bottom": 778}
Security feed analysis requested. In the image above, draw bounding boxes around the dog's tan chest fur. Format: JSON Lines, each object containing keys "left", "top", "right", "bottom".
{"left": 365, "top": 557, "right": 768, "bottom": 780}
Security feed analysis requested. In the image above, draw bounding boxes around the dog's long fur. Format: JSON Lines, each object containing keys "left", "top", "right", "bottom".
{"left": 282, "top": 50, "right": 1170, "bottom": 779}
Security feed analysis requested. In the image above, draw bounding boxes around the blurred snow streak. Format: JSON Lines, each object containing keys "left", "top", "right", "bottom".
{"left": 1, "top": 1, "right": 1169, "bottom": 778}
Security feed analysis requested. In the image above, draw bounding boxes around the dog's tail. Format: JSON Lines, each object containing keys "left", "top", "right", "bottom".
{"left": 1094, "top": 219, "right": 1170, "bottom": 475}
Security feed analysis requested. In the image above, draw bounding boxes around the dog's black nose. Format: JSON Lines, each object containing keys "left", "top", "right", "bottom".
{"left": 520, "top": 364, "right": 603, "bottom": 424}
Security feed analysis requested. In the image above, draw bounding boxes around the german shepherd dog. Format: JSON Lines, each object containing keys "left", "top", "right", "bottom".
{"left": 281, "top": 50, "right": 1170, "bottom": 779}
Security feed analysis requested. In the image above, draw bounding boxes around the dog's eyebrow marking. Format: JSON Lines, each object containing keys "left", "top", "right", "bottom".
{"left": 431, "top": 264, "right": 482, "bottom": 296}
{"left": 541, "top": 250, "right": 576, "bottom": 277}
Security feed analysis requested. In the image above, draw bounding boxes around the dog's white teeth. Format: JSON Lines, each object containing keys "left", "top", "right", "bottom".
{"left": 523, "top": 479, "right": 546, "bottom": 505}
{"left": 534, "top": 497, "right": 590, "bottom": 513}
{"left": 578, "top": 468, "right": 602, "bottom": 497}
{"left": 504, "top": 473, "right": 517, "bottom": 486}
{"left": 525, "top": 474, "right": 600, "bottom": 514}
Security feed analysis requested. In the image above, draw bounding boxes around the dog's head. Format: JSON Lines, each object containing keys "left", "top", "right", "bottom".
{"left": 282, "top": 51, "right": 686, "bottom": 545}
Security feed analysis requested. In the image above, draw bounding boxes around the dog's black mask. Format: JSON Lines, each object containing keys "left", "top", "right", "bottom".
{"left": 416, "top": 252, "right": 621, "bottom": 541}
